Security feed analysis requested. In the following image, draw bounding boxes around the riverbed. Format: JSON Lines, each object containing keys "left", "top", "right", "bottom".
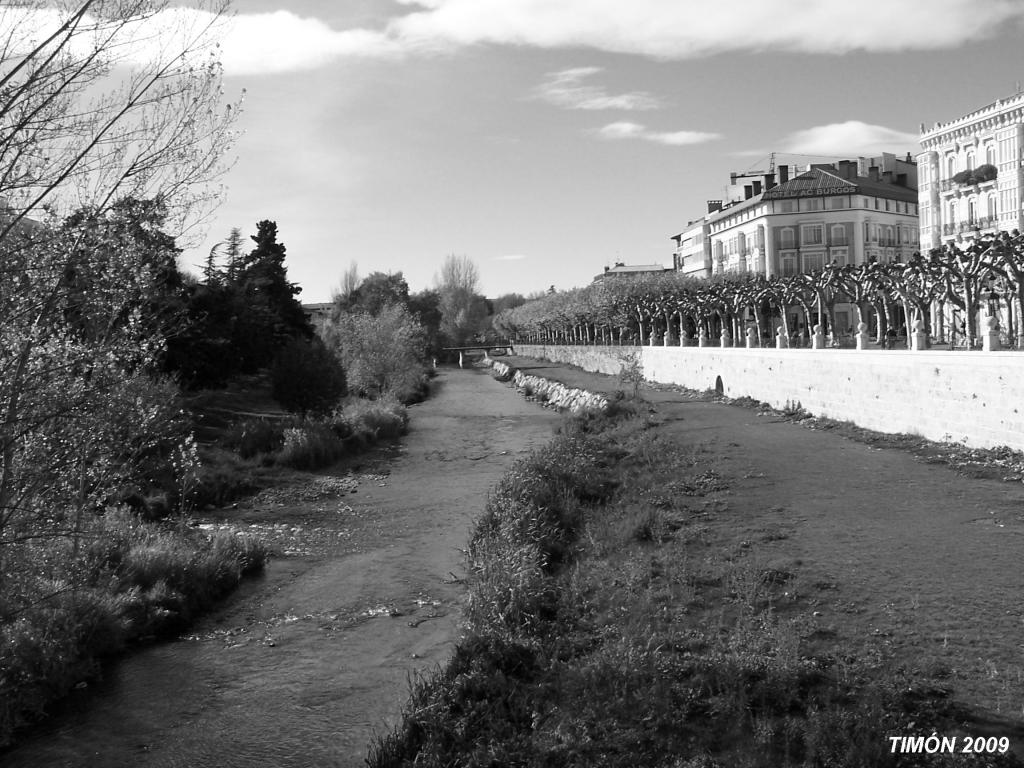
{"left": 2, "top": 367, "right": 559, "bottom": 768}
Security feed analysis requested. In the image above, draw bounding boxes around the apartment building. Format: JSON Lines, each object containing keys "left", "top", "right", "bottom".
{"left": 918, "top": 92, "right": 1024, "bottom": 250}
{"left": 672, "top": 155, "right": 919, "bottom": 282}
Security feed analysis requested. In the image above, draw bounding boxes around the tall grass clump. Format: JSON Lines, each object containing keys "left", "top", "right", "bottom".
{"left": 0, "top": 509, "right": 266, "bottom": 746}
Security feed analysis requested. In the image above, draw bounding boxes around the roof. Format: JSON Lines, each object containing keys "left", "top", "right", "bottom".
{"left": 762, "top": 167, "right": 917, "bottom": 203}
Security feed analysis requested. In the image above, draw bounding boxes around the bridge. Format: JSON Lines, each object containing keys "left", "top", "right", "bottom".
{"left": 441, "top": 343, "right": 515, "bottom": 368}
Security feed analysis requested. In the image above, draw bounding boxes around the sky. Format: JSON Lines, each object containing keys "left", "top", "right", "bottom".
{"left": 173, "top": 0, "right": 1024, "bottom": 301}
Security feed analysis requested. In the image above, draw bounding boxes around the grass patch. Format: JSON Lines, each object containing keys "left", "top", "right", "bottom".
{"left": 369, "top": 405, "right": 1024, "bottom": 767}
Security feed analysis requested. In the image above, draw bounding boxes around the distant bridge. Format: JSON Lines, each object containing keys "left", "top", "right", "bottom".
{"left": 441, "top": 344, "right": 515, "bottom": 368}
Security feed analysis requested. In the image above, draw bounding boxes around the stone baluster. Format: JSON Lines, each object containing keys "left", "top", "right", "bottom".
{"left": 776, "top": 325, "right": 789, "bottom": 349}
{"left": 720, "top": 328, "right": 732, "bottom": 348}
{"left": 855, "top": 322, "right": 871, "bottom": 350}
{"left": 982, "top": 315, "right": 1001, "bottom": 351}
{"left": 746, "top": 327, "right": 757, "bottom": 348}
{"left": 698, "top": 330, "right": 709, "bottom": 348}
{"left": 910, "top": 319, "right": 928, "bottom": 351}
{"left": 811, "top": 323, "right": 826, "bottom": 350}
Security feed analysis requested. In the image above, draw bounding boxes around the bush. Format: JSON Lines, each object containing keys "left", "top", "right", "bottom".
{"left": 270, "top": 337, "right": 346, "bottom": 416}
{"left": 276, "top": 423, "right": 346, "bottom": 470}
{"left": 319, "top": 303, "right": 428, "bottom": 403}
{"left": 220, "top": 417, "right": 294, "bottom": 459}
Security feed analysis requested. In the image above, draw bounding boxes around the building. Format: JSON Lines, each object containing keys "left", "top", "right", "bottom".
{"left": 593, "top": 262, "right": 671, "bottom": 282}
{"left": 918, "top": 92, "right": 1024, "bottom": 250}
{"left": 672, "top": 155, "right": 919, "bottom": 282}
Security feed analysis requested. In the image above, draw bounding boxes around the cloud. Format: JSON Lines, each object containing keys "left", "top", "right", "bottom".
{"left": 383, "top": 0, "right": 1024, "bottom": 59}
{"left": 780, "top": 121, "right": 920, "bottom": 156}
{"left": 494, "top": 253, "right": 528, "bottom": 261}
{"left": 13, "top": 0, "right": 1023, "bottom": 76}
{"left": 598, "top": 121, "right": 720, "bottom": 146}
{"left": 534, "top": 67, "right": 661, "bottom": 111}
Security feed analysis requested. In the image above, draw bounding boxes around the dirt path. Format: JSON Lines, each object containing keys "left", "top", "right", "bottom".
{"left": 2, "top": 368, "right": 560, "bottom": 768}
{"left": 509, "top": 357, "right": 1024, "bottom": 735}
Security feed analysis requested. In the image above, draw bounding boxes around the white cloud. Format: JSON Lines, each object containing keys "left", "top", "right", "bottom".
{"left": 598, "top": 121, "right": 720, "bottom": 146}
{"left": 781, "top": 121, "right": 919, "bottom": 156}
{"left": 13, "top": 0, "right": 1023, "bottom": 76}
{"left": 384, "top": 0, "right": 1024, "bottom": 59}
{"left": 534, "top": 67, "right": 662, "bottom": 111}
{"left": 494, "top": 253, "right": 529, "bottom": 261}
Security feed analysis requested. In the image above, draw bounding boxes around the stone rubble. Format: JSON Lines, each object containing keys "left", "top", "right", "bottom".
{"left": 489, "top": 360, "right": 608, "bottom": 415}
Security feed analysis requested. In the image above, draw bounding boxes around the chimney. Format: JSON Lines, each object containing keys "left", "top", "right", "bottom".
{"left": 764, "top": 172, "right": 776, "bottom": 190}
{"left": 779, "top": 165, "right": 789, "bottom": 184}
{"left": 838, "top": 160, "right": 856, "bottom": 180}
{"left": 707, "top": 199, "right": 723, "bottom": 214}
{"left": 868, "top": 166, "right": 880, "bottom": 182}
{"left": 743, "top": 184, "right": 753, "bottom": 199}
{"left": 882, "top": 170, "right": 894, "bottom": 184}
{"left": 752, "top": 180, "right": 763, "bottom": 196}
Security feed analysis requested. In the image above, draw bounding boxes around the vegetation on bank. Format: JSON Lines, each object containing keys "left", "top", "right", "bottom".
{"left": 369, "top": 395, "right": 1021, "bottom": 767}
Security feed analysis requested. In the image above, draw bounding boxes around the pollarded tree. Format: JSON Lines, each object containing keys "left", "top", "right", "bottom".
{"left": 980, "top": 230, "right": 1024, "bottom": 348}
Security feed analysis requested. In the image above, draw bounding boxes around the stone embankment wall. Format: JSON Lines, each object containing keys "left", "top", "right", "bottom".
{"left": 516, "top": 344, "right": 1024, "bottom": 451}
{"left": 490, "top": 360, "right": 608, "bottom": 414}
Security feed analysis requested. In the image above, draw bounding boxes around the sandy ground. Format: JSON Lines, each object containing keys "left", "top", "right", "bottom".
{"left": 2, "top": 367, "right": 560, "bottom": 768}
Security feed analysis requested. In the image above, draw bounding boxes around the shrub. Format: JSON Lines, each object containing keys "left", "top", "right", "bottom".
{"left": 220, "top": 417, "right": 293, "bottom": 459}
{"left": 270, "top": 337, "right": 346, "bottom": 416}
{"left": 276, "top": 423, "right": 346, "bottom": 470}
{"left": 319, "top": 303, "right": 429, "bottom": 403}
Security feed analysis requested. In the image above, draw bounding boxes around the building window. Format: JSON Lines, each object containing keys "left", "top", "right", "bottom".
{"left": 986, "top": 143, "right": 996, "bottom": 165}
{"left": 778, "top": 200, "right": 796, "bottom": 213}
{"left": 968, "top": 198, "right": 977, "bottom": 225}
{"left": 801, "top": 224, "right": 824, "bottom": 246}
{"left": 803, "top": 252, "right": 825, "bottom": 273}
{"left": 780, "top": 228, "right": 795, "bottom": 249}
{"left": 988, "top": 193, "right": 998, "bottom": 218}
{"left": 966, "top": 151, "right": 975, "bottom": 171}
{"left": 947, "top": 155, "right": 956, "bottom": 178}
{"left": 781, "top": 254, "right": 798, "bottom": 276}
{"left": 801, "top": 198, "right": 822, "bottom": 212}
{"left": 830, "top": 224, "right": 847, "bottom": 246}
{"left": 830, "top": 247, "right": 849, "bottom": 266}
{"left": 829, "top": 196, "right": 847, "bottom": 209}
{"left": 949, "top": 200, "right": 957, "bottom": 224}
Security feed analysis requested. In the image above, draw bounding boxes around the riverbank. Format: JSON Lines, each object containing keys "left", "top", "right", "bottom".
{"left": 372, "top": 356, "right": 1024, "bottom": 766}
{"left": 1, "top": 367, "right": 561, "bottom": 768}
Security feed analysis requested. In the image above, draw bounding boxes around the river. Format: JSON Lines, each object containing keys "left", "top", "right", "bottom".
{"left": 2, "top": 367, "right": 558, "bottom": 768}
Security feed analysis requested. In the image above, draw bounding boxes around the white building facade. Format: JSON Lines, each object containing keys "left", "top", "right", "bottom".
{"left": 919, "top": 93, "right": 1024, "bottom": 250}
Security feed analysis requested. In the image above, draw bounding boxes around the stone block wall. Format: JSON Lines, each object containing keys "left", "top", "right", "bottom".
{"left": 516, "top": 344, "right": 1024, "bottom": 451}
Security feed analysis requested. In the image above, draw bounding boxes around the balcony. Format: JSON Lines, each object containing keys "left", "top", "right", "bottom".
{"left": 942, "top": 216, "right": 998, "bottom": 236}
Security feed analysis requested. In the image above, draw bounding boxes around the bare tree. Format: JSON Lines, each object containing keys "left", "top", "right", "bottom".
{"left": 0, "top": 0, "right": 239, "bottom": 243}
{"left": 332, "top": 260, "right": 360, "bottom": 304}
{"left": 435, "top": 253, "right": 485, "bottom": 345}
